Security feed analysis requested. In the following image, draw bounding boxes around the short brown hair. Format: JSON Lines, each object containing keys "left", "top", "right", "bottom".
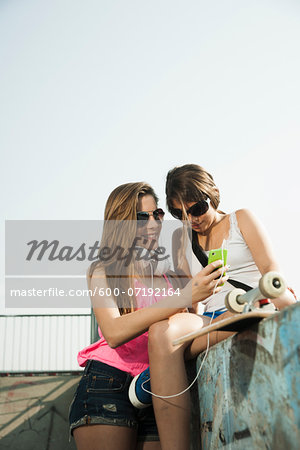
{"left": 166, "top": 164, "right": 220, "bottom": 211}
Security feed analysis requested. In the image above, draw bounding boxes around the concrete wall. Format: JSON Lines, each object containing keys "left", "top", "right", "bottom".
{"left": 195, "top": 302, "right": 300, "bottom": 450}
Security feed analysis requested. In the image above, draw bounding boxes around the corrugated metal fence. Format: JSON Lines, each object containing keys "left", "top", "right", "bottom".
{"left": 0, "top": 314, "right": 98, "bottom": 372}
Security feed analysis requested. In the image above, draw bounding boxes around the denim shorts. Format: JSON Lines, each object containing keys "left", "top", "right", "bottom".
{"left": 69, "top": 359, "right": 159, "bottom": 442}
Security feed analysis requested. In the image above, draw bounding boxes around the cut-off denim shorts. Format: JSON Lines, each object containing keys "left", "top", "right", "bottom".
{"left": 69, "top": 359, "right": 159, "bottom": 442}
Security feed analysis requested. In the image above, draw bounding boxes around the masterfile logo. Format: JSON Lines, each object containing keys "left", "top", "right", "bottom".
{"left": 5, "top": 220, "right": 190, "bottom": 308}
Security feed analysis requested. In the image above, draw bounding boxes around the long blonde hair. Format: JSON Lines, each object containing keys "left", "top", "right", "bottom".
{"left": 90, "top": 182, "right": 159, "bottom": 315}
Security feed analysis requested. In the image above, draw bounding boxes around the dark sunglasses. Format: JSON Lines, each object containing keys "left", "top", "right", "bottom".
{"left": 136, "top": 208, "right": 165, "bottom": 226}
{"left": 170, "top": 198, "right": 210, "bottom": 220}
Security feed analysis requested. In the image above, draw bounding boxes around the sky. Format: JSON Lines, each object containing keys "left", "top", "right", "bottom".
{"left": 1, "top": 0, "right": 300, "bottom": 316}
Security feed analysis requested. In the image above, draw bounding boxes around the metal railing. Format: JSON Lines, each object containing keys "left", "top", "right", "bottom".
{"left": 0, "top": 314, "right": 94, "bottom": 373}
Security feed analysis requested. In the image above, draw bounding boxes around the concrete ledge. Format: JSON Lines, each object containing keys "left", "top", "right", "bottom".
{"left": 195, "top": 302, "right": 300, "bottom": 450}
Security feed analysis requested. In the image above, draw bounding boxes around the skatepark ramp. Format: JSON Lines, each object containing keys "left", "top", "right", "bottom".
{"left": 0, "top": 373, "right": 80, "bottom": 450}
{"left": 193, "top": 301, "right": 300, "bottom": 449}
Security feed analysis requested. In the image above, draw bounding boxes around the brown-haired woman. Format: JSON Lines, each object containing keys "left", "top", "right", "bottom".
{"left": 68, "top": 181, "right": 226, "bottom": 450}
{"left": 129, "top": 164, "right": 296, "bottom": 450}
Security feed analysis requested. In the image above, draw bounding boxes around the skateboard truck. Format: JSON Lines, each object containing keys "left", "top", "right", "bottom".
{"left": 225, "top": 271, "right": 287, "bottom": 314}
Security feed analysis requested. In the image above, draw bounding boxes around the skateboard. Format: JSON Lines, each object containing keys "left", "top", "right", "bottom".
{"left": 173, "top": 271, "right": 286, "bottom": 346}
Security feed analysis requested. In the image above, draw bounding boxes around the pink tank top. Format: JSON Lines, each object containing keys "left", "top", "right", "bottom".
{"left": 77, "top": 275, "right": 174, "bottom": 376}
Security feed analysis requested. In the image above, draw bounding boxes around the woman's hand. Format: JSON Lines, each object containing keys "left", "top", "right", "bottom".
{"left": 190, "top": 260, "right": 229, "bottom": 305}
{"left": 272, "top": 289, "right": 297, "bottom": 310}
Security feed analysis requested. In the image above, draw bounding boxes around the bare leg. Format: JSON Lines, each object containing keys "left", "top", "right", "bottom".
{"left": 73, "top": 424, "right": 137, "bottom": 450}
{"left": 185, "top": 311, "right": 235, "bottom": 360}
{"left": 148, "top": 311, "right": 235, "bottom": 450}
{"left": 148, "top": 313, "right": 206, "bottom": 450}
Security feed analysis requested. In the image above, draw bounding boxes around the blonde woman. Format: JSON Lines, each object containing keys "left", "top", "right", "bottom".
{"left": 68, "top": 182, "right": 227, "bottom": 450}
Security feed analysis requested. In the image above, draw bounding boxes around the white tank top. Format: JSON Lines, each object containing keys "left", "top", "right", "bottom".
{"left": 188, "top": 211, "right": 261, "bottom": 313}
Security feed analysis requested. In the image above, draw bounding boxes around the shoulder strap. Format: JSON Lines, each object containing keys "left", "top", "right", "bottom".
{"left": 191, "top": 230, "right": 252, "bottom": 292}
{"left": 191, "top": 230, "right": 209, "bottom": 267}
{"left": 225, "top": 278, "right": 252, "bottom": 292}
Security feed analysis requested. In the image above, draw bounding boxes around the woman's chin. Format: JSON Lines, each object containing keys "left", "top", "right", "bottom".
{"left": 140, "top": 239, "right": 159, "bottom": 250}
{"left": 191, "top": 224, "right": 202, "bottom": 232}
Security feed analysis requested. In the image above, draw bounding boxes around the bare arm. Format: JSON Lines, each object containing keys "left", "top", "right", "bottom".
{"left": 89, "top": 263, "right": 228, "bottom": 348}
{"left": 236, "top": 209, "right": 296, "bottom": 309}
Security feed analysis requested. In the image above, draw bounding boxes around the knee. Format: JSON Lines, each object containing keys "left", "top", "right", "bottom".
{"left": 148, "top": 320, "right": 171, "bottom": 356}
{"left": 148, "top": 313, "right": 205, "bottom": 357}
{"left": 148, "top": 319, "right": 185, "bottom": 358}
{"left": 148, "top": 313, "right": 192, "bottom": 356}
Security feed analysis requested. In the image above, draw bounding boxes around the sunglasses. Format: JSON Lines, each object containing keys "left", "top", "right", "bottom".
{"left": 170, "top": 198, "right": 210, "bottom": 220}
{"left": 136, "top": 208, "right": 165, "bottom": 226}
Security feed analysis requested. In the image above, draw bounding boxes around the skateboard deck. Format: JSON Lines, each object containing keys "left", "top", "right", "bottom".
{"left": 173, "top": 310, "right": 277, "bottom": 346}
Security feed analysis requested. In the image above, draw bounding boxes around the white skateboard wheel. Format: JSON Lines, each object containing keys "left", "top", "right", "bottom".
{"left": 225, "top": 288, "right": 246, "bottom": 313}
{"left": 259, "top": 272, "right": 286, "bottom": 299}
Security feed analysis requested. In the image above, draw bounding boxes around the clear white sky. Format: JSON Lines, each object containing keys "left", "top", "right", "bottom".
{"left": 1, "top": 0, "right": 300, "bottom": 314}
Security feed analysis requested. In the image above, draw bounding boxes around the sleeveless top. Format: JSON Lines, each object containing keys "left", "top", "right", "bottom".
{"left": 188, "top": 211, "right": 261, "bottom": 313}
{"left": 77, "top": 275, "right": 174, "bottom": 376}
